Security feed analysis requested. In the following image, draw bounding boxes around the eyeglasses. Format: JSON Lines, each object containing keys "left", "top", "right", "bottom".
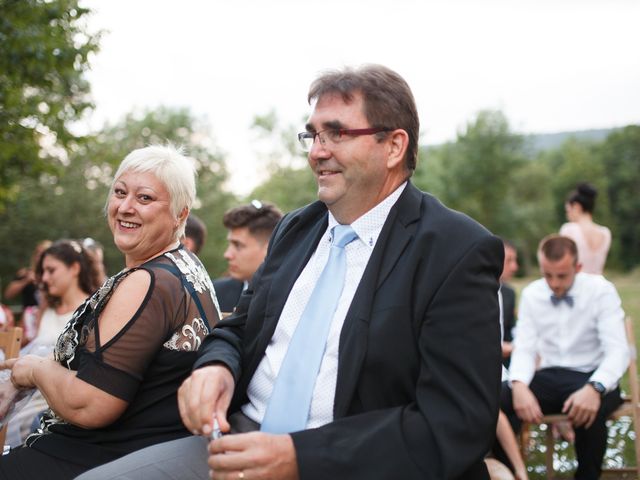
{"left": 297, "top": 127, "right": 392, "bottom": 152}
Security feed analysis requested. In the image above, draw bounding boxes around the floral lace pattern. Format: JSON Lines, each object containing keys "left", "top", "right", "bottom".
{"left": 54, "top": 271, "right": 127, "bottom": 368}
{"left": 29, "top": 271, "right": 131, "bottom": 445}
{"left": 28, "top": 248, "right": 218, "bottom": 447}
{"left": 167, "top": 249, "right": 213, "bottom": 294}
{"left": 163, "top": 317, "right": 208, "bottom": 351}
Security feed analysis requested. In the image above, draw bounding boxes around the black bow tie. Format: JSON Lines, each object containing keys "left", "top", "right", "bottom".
{"left": 551, "top": 295, "right": 574, "bottom": 307}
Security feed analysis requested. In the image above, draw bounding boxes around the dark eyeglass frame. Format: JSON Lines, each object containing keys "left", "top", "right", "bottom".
{"left": 297, "top": 127, "right": 392, "bottom": 152}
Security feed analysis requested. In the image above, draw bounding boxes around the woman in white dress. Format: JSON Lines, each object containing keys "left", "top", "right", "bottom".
{"left": 560, "top": 182, "right": 611, "bottom": 275}
{"left": 6, "top": 240, "right": 101, "bottom": 446}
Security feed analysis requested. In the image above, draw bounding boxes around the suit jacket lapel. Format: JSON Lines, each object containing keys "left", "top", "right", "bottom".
{"left": 333, "top": 183, "right": 423, "bottom": 418}
{"left": 255, "top": 203, "right": 329, "bottom": 355}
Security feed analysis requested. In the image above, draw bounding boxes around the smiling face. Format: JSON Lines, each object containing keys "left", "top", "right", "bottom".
{"left": 306, "top": 92, "right": 407, "bottom": 224}
{"left": 41, "top": 255, "right": 79, "bottom": 299}
{"left": 107, "top": 170, "right": 181, "bottom": 267}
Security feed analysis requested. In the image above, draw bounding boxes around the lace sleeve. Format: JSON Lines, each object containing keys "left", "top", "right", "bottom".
{"left": 76, "top": 267, "right": 187, "bottom": 401}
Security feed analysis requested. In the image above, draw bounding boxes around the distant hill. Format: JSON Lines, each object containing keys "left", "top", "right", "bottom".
{"left": 424, "top": 128, "right": 618, "bottom": 154}
{"left": 523, "top": 128, "right": 616, "bottom": 153}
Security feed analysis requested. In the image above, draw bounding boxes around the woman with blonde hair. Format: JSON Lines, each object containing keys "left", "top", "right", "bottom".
{"left": 0, "top": 145, "right": 220, "bottom": 479}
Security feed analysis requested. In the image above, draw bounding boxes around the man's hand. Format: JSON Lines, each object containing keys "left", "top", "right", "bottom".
{"left": 177, "top": 365, "right": 235, "bottom": 437}
{"left": 501, "top": 341, "right": 513, "bottom": 358}
{"left": 562, "top": 384, "right": 601, "bottom": 428}
{"left": 208, "top": 431, "right": 299, "bottom": 480}
{"left": 512, "top": 381, "right": 543, "bottom": 424}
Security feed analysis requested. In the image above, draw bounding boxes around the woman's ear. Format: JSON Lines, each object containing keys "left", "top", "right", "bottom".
{"left": 177, "top": 207, "right": 189, "bottom": 228}
{"left": 70, "top": 261, "right": 81, "bottom": 278}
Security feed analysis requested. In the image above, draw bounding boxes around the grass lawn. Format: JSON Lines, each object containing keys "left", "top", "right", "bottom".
{"left": 509, "top": 268, "right": 640, "bottom": 478}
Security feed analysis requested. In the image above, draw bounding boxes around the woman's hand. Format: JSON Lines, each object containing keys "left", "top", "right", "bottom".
{"left": 0, "top": 371, "right": 21, "bottom": 419}
{"left": 1, "top": 355, "right": 45, "bottom": 389}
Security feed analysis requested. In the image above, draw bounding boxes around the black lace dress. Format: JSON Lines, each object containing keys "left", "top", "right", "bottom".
{"left": 1, "top": 246, "right": 220, "bottom": 479}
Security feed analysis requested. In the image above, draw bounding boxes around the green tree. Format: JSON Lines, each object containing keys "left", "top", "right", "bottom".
{"left": 414, "top": 110, "right": 562, "bottom": 271}
{"left": 0, "top": 0, "right": 100, "bottom": 211}
{"left": 77, "top": 107, "right": 237, "bottom": 277}
{"left": 251, "top": 165, "right": 317, "bottom": 214}
{"left": 600, "top": 126, "right": 640, "bottom": 270}
{"left": 248, "top": 110, "right": 316, "bottom": 213}
{"left": 0, "top": 107, "right": 235, "bottom": 291}
{"left": 415, "top": 111, "right": 529, "bottom": 234}
{"left": 537, "top": 137, "right": 611, "bottom": 231}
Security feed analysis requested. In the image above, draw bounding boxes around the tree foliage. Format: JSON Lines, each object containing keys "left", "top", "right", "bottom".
{"left": 414, "top": 111, "right": 539, "bottom": 255}
{"left": 76, "top": 106, "right": 237, "bottom": 276}
{"left": 600, "top": 126, "right": 640, "bottom": 270}
{"left": 247, "top": 109, "right": 639, "bottom": 272}
{"left": 0, "top": 107, "right": 235, "bottom": 292}
{"left": 248, "top": 110, "right": 316, "bottom": 213}
{"left": 415, "top": 111, "right": 525, "bottom": 220}
{"left": 0, "top": 0, "right": 100, "bottom": 211}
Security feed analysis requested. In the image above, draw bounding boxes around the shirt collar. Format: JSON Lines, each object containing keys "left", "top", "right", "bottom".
{"left": 327, "top": 182, "right": 407, "bottom": 249}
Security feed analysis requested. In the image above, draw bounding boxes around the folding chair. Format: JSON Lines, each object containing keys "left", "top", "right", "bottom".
{"left": 520, "top": 316, "right": 640, "bottom": 478}
{"left": 0, "top": 327, "right": 23, "bottom": 447}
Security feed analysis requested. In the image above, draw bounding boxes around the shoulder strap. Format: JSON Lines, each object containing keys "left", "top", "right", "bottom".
{"left": 152, "top": 263, "right": 211, "bottom": 330}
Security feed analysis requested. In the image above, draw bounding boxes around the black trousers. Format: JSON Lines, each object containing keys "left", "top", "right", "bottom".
{"left": 496, "top": 368, "right": 622, "bottom": 480}
{"left": 0, "top": 445, "right": 88, "bottom": 480}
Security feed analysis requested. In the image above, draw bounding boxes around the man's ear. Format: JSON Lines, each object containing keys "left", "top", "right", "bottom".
{"left": 575, "top": 261, "right": 583, "bottom": 274}
{"left": 386, "top": 129, "right": 409, "bottom": 170}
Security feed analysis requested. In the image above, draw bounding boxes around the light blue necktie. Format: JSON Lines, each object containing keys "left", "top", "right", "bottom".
{"left": 261, "top": 225, "right": 358, "bottom": 434}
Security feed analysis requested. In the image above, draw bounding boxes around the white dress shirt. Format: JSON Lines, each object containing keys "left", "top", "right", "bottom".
{"left": 242, "top": 183, "right": 407, "bottom": 428}
{"left": 498, "top": 287, "right": 509, "bottom": 382}
{"left": 509, "top": 272, "right": 629, "bottom": 391}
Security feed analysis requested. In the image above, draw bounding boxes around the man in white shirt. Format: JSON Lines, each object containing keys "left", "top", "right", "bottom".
{"left": 499, "top": 234, "right": 629, "bottom": 480}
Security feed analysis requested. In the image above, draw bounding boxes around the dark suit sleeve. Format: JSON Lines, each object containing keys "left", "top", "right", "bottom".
{"left": 193, "top": 270, "right": 259, "bottom": 383}
{"left": 192, "top": 216, "right": 288, "bottom": 382}
{"left": 291, "top": 234, "right": 503, "bottom": 479}
{"left": 501, "top": 285, "right": 516, "bottom": 342}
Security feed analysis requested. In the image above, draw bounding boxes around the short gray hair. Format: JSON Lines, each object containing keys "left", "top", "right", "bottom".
{"left": 109, "top": 144, "right": 196, "bottom": 239}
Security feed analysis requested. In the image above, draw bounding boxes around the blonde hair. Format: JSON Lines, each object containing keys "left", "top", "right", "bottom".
{"left": 108, "top": 144, "right": 197, "bottom": 239}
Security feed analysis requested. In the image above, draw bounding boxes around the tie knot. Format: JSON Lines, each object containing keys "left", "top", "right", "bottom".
{"left": 331, "top": 225, "right": 358, "bottom": 249}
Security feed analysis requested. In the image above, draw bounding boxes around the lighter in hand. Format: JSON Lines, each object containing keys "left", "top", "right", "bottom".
{"left": 211, "top": 418, "right": 223, "bottom": 440}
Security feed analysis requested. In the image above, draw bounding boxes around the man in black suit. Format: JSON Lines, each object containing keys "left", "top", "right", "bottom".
{"left": 500, "top": 239, "right": 519, "bottom": 367}
{"left": 77, "top": 65, "right": 503, "bottom": 480}
{"left": 212, "top": 201, "right": 282, "bottom": 313}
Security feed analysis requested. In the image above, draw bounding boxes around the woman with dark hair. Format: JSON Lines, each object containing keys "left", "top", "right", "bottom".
{"left": 27, "top": 239, "right": 102, "bottom": 352}
{"left": 5, "top": 240, "right": 102, "bottom": 446}
{"left": 0, "top": 145, "right": 221, "bottom": 479}
{"left": 560, "top": 182, "right": 611, "bottom": 274}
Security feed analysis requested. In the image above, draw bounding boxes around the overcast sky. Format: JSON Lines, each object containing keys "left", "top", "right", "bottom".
{"left": 82, "top": 0, "right": 640, "bottom": 194}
